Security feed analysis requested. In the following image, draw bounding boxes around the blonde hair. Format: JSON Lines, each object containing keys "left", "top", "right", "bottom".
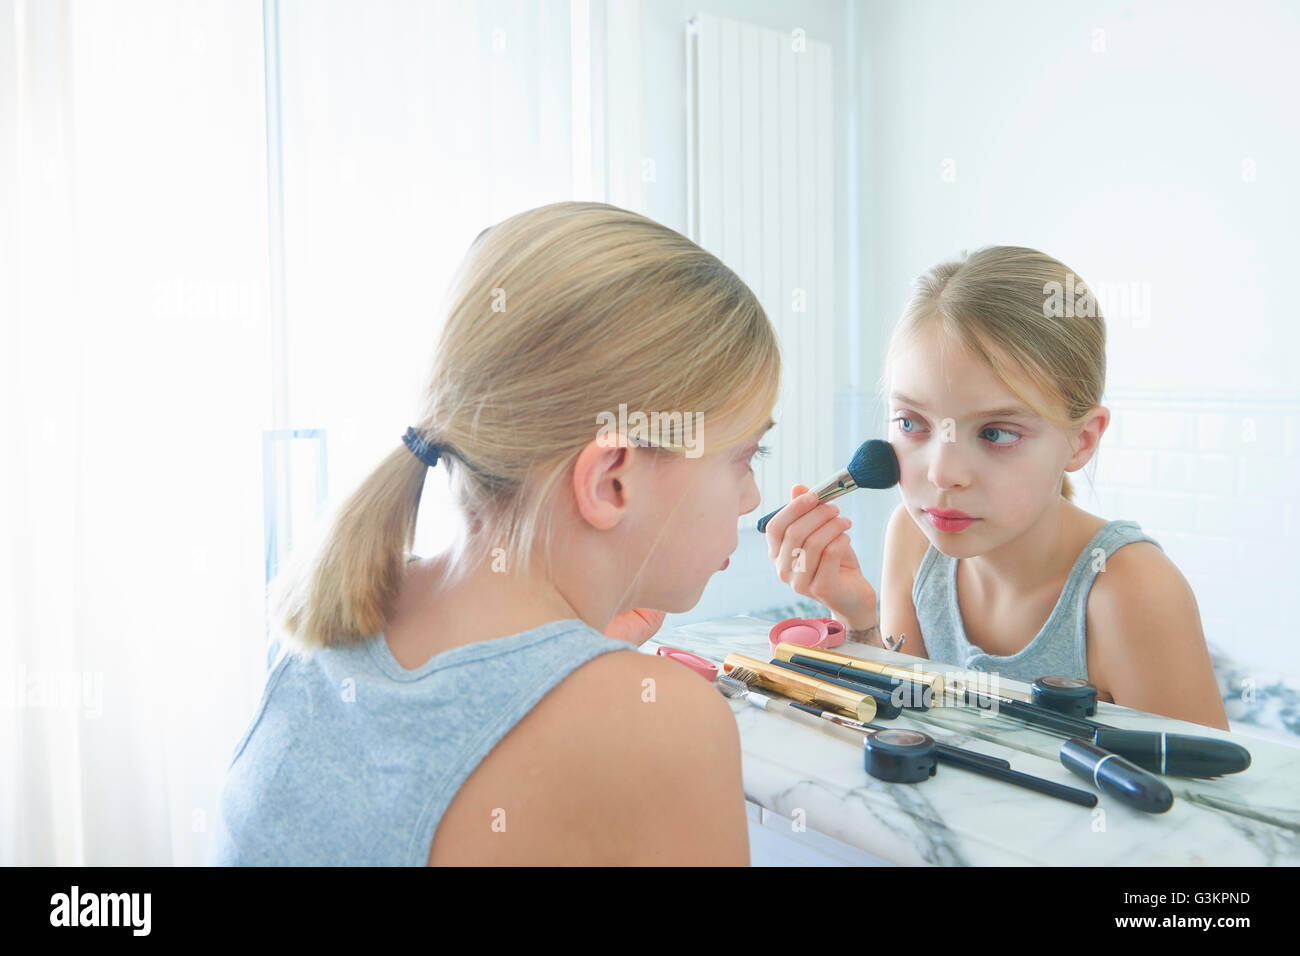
{"left": 877, "top": 245, "right": 1106, "bottom": 503}
{"left": 272, "top": 201, "right": 780, "bottom": 652}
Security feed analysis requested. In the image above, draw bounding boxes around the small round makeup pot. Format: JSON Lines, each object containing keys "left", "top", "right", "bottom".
{"left": 767, "top": 616, "right": 847, "bottom": 657}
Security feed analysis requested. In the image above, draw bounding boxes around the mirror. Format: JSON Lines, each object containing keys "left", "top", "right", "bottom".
{"left": 273, "top": 0, "right": 1297, "bottom": 742}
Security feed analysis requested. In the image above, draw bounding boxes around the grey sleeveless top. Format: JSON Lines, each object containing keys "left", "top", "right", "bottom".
{"left": 211, "top": 618, "right": 634, "bottom": 866}
{"left": 912, "top": 519, "right": 1163, "bottom": 682}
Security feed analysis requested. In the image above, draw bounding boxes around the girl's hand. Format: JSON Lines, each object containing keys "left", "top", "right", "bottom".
{"left": 604, "top": 607, "right": 667, "bottom": 645}
{"left": 764, "top": 484, "right": 879, "bottom": 633}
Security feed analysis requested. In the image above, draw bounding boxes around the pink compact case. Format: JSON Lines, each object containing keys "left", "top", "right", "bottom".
{"left": 768, "top": 616, "right": 846, "bottom": 656}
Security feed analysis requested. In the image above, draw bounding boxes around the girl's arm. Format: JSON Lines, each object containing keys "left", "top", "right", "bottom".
{"left": 1086, "top": 543, "right": 1229, "bottom": 731}
{"left": 876, "top": 502, "right": 931, "bottom": 659}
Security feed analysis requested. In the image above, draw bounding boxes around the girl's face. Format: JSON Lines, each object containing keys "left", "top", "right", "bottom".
{"left": 887, "top": 324, "right": 1088, "bottom": 559}
{"left": 629, "top": 405, "right": 772, "bottom": 613}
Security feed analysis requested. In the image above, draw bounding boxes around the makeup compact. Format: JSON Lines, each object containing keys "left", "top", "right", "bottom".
{"left": 1031, "top": 676, "right": 1099, "bottom": 718}
{"left": 655, "top": 645, "right": 719, "bottom": 681}
{"left": 768, "top": 616, "right": 846, "bottom": 656}
{"left": 863, "top": 728, "right": 938, "bottom": 783}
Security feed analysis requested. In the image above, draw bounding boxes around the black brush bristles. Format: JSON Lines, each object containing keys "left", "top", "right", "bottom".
{"left": 847, "top": 439, "right": 900, "bottom": 489}
{"left": 754, "top": 440, "right": 899, "bottom": 533}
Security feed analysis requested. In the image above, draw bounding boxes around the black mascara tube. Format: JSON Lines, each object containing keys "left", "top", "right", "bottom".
{"left": 1059, "top": 738, "right": 1174, "bottom": 814}
{"left": 1090, "top": 728, "right": 1252, "bottom": 777}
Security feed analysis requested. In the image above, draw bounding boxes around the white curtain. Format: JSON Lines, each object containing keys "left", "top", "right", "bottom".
{"left": 272, "top": 0, "right": 575, "bottom": 563}
{"left": 1, "top": 0, "right": 575, "bottom": 865}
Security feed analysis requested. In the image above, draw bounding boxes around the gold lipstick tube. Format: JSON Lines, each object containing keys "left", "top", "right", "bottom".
{"left": 723, "top": 653, "right": 877, "bottom": 722}
{"left": 771, "top": 642, "right": 946, "bottom": 702}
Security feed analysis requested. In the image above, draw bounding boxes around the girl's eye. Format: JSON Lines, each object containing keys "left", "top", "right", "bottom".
{"left": 746, "top": 444, "right": 772, "bottom": 469}
{"left": 892, "top": 415, "right": 1021, "bottom": 448}
{"left": 981, "top": 427, "right": 1021, "bottom": 446}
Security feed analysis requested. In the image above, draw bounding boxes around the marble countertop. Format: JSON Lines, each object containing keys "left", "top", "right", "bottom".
{"left": 643, "top": 614, "right": 1300, "bottom": 866}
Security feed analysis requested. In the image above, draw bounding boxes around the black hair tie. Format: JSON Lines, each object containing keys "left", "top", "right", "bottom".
{"left": 402, "top": 426, "right": 442, "bottom": 468}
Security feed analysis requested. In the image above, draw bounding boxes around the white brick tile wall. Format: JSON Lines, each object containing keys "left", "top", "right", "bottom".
{"left": 1115, "top": 408, "right": 1194, "bottom": 450}
{"left": 1124, "top": 488, "right": 1198, "bottom": 532}
{"left": 1195, "top": 495, "right": 1279, "bottom": 540}
{"left": 1196, "top": 412, "right": 1236, "bottom": 453}
{"left": 1095, "top": 391, "right": 1300, "bottom": 676}
{"left": 1193, "top": 455, "right": 1237, "bottom": 495}
{"left": 1163, "top": 454, "right": 1235, "bottom": 495}
{"left": 1160, "top": 532, "right": 1235, "bottom": 578}
{"left": 1151, "top": 451, "right": 1191, "bottom": 490}
{"left": 1185, "top": 571, "right": 1237, "bottom": 628}
{"left": 1196, "top": 411, "right": 1287, "bottom": 455}
{"left": 1236, "top": 413, "right": 1288, "bottom": 455}
{"left": 1099, "top": 448, "right": 1156, "bottom": 486}
{"left": 1238, "top": 456, "right": 1296, "bottom": 499}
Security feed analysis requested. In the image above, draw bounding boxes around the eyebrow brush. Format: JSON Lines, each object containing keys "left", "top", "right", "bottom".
{"left": 722, "top": 653, "right": 879, "bottom": 722}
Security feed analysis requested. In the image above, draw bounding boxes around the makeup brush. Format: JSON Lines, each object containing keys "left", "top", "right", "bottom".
{"left": 755, "top": 439, "right": 900, "bottom": 533}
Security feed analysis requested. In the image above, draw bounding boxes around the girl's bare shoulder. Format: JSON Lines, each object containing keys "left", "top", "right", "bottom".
{"left": 428, "top": 647, "right": 743, "bottom": 865}
{"left": 1088, "top": 530, "right": 1179, "bottom": 600}
{"left": 1084, "top": 536, "right": 1200, "bottom": 688}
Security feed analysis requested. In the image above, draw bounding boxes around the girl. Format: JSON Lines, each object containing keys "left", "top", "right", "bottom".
{"left": 213, "top": 202, "right": 781, "bottom": 865}
{"left": 765, "top": 246, "right": 1228, "bottom": 731}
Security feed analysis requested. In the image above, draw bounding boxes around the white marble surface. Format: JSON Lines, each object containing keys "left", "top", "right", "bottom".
{"left": 644, "top": 614, "right": 1300, "bottom": 866}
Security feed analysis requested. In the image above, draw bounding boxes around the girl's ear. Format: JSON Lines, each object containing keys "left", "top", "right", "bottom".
{"left": 570, "top": 438, "right": 634, "bottom": 531}
{"left": 1067, "top": 406, "right": 1110, "bottom": 468}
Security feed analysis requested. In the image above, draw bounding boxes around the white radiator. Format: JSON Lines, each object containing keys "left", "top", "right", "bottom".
{"left": 686, "top": 12, "right": 835, "bottom": 530}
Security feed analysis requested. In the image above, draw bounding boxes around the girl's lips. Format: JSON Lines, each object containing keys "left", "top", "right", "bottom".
{"left": 926, "top": 509, "right": 977, "bottom": 532}
{"left": 927, "top": 508, "right": 973, "bottom": 520}
{"left": 720, "top": 557, "right": 730, "bottom": 570}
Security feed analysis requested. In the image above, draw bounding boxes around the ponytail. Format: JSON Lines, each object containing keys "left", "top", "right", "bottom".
{"left": 270, "top": 446, "right": 428, "bottom": 652}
